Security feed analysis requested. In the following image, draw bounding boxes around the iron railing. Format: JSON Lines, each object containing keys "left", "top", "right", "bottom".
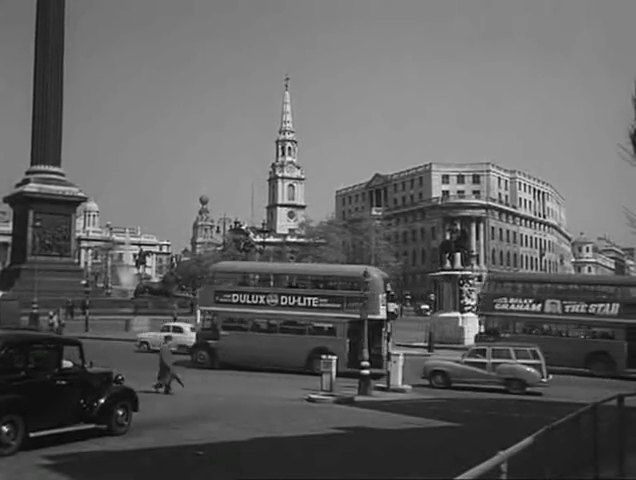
{"left": 456, "top": 392, "right": 636, "bottom": 479}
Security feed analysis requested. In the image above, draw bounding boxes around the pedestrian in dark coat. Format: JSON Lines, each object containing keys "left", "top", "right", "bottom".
{"left": 154, "top": 335, "right": 184, "bottom": 394}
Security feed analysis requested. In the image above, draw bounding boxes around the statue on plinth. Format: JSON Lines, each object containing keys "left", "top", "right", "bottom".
{"left": 439, "top": 221, "right": 469, "bottom": 269}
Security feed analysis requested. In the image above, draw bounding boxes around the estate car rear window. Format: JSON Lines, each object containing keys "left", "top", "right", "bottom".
{"left": 513, "top": 348, "right": 533, "bottom": 360}
{"left": 491, "top": 348, "right": 513, "bottom": 360}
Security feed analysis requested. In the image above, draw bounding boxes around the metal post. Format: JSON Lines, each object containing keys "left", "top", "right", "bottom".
{"left": 31, "top": 217, "right": 41, "bottom": 328}
{"left": 83, "top": 282, "right": 90, "bottom": 333}
{"left": 358, "top": 269, "right": 372, "bottom": 396}
{"left": 617, "top": 395, "right": 626, "bottom": 479}
{"left": 592, "top": 403, "right": 599, "bottom": 479}
{"left": 499, "top": 458, "right": 508, "bottom": 480}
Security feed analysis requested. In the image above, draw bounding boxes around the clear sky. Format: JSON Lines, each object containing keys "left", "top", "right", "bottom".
{"left": 1, "top": 0, "right": 635, "bottom": 251}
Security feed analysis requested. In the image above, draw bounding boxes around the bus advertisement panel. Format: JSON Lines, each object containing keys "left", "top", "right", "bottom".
{"left": 192, "top": 261, "right": 393, "bottom": 374}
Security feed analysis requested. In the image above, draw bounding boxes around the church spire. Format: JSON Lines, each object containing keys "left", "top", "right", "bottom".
{"left": 278, "top": 75, "right": 295, "bottom": 141}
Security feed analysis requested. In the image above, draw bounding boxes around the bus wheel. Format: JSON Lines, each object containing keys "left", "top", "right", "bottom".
{"left": 191, "top": 347, "right": 219, "bottom": 369}
{"left": 586, "top": 353, "right": 616, "bottom": 377}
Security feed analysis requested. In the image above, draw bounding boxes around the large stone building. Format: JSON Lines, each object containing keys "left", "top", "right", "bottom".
{"left": 74, "top": 200, "right": 172, "bottom": 290}
{"left": 571, "top": 234, "right": 636, "bottom": 275}
{"left": 335, "top": 162, "right": 574, "bottom": 298}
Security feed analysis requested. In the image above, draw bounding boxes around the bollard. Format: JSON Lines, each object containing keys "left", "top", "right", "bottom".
{"left": 124, "top": 318, "right": 131, "bottom": 332}
{"left": 387, "top": 352, "right": 405, "bottom": 389}
{"left": 319, "top": 355, "right": 337, "bottom": 393}
{"left": 428, "top": 330, "right": 435, "bottom": 353}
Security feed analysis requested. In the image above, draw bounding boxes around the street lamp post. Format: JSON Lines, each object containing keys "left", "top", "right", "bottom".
{"left": 30, "top": 216, "right": 42, "bottom": 329}
{"left": 216, "top": 213, "right": 232, "bottom": 250}
{"left": 358, "top": 268, "right": 373, "bottom": 396}
{"left": 82, "top": 280, "right": 91, "bottom": 333}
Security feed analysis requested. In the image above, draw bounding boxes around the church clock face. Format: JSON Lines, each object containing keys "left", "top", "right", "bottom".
{"left": 287, "top": 209, "right": 297, "bottom": 221}
{"left": 285, "top": 165, "right": 296, "bottom": 175}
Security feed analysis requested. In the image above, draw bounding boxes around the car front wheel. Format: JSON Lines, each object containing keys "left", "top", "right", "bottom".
{"left": 505, "top": 379, "right": 527, "bottom": 395}
{"left": 138, "top": 341, "right": 150, "bottom": 352}
{"left": 429, "top": 370, "right": 451, "bottom": 389}
{"left": 106, "top": 401, "right": 133, "bottom": 436}
{"left": 0, "top": 414, "right": 26, "bottom": 457}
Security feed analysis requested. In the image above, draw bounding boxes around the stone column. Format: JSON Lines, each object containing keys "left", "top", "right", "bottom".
{"left": 478, "top": 219, "right": 485, "bottom": 268}
{"left": 469, "top": 218, "right": 477, "bottom": 268}
{"left": 30, "top": 0, "right": 65, "bottom": 172}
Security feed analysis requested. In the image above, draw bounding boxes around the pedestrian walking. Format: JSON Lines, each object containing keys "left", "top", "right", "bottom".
{"left": 47, "top": 310, "right": 56, "bottom": 333}
{"left": 66, "top": 298, "right": 75, "bottom": 320}
{"left": 56, "top": 307, "right": 65, "bottom": 335}
{"left": 153, "top": 335, "right": 184, "bottom": 394}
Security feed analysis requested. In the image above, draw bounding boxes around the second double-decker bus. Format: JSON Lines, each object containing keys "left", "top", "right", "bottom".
{"left": 477, "top": 272, "right": 636, "bottom": 376}
{"left": 190, "top": 261, "right": 394, "bottom": 374}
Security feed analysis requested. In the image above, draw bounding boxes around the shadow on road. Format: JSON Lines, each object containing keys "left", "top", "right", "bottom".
{"left": 39, "top": 397, "right": 584, "bottom": 480}
{"left": 172, "top": 359, "right": 385, "bottom": 380}
{"left": 416, "top": 384, "right": 545, "bottom": 397}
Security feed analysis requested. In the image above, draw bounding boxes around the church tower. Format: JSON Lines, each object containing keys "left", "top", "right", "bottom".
{"left": 266, "top": 76, "right": 306, "bottom": 235}
{"left": 191, "top": 195, "right": 217, "bottom": 255}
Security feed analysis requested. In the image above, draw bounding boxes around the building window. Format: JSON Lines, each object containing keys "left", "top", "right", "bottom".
{"left": 418, "top": 192, "right": 423, "bottom": 200}
{"left": 492, "top": 249, "right": 496, "bottom": 265}
{"left": 410, "top": 179, "right": 414, "bottom": 189}
{"left": 498, "top": 193, "right": 503, "bottom": 203}
{"left": 402, "top": 181, "right": 406, "bottom": 191}
{"left": 419, "top": 176, "right": 423, "bottom": 187}
{"left": 401, "top": 231, "right": 408, "bottom": 243}
{"left": 504, "top": 179, "right": 508, "bottom": 190}
{"left": 402, "top": 196, "right": 406, "bottom": 205}
{"left": 506, "top": 251, "right": 511, "bottom": 267}
{"left": 431, "top": 226, "right": 436, "bottom": 240}
{"left": 512, "top": 231, "right": 517, "bottom": 244}
{"left": 457, "top": 190, "right": 465, "bottom": 198}
{"left": 505, "top": 195, "right": 509, "bottom": 205}
{"left": 394, "top": 184, "right": 398, "bottom": 192}
{"left": 499, "top": 228, "right": 503, "bottom": 241}
{"left": 472, "top": 174, "right": 480, "bottom": 185}
{"left": 393, "top": 198, "right": 398, "bottom": 206}
{"left": 498, "top": 177, "right": 502, "bottom": 188}
{"left": 491, "top": 226, "right": 495, "bottom": 240}
{"left": 354, "top": 194, "right": 359, "bottom": 203}
{"left": 411, "top": 230, "right": 417, "bottom": 242}
{"left": 287, "top": 184, "right": 296, "bottom": 202}
{"left": 442, "top": 174, "right": 450, "bottom": 184}
{"left": 506, "top": 230, "right": 510, "bottom": 243}
{"left": 420, "top": 227, "right": 426, "bottom": 240}
{"left": 500, "top": 251, "right": 504, "bottom": 265}
{"left": 410, "top": 194, "right": 414, "bottom": 204}
{"left": 457, "top": 174, "right": 465, "bottom": 184}
{"left": 421, "top": 248, "right": 426, "bottom": 265}
{"left": 472, "top": 190, "right": 481, "bottom": 198}
{"left": 341, "top": 197, "right": 345, "bottom": 206}
{"left": 513, "top": 253, "right": 518, "bottom": 268}
{"left": 441, "top": 190, "right": 450, "bottom": 199}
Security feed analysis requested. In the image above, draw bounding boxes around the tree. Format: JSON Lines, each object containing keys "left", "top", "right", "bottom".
{"left": 620, "top": 81, "right": 636, "bottom": 232}
{"left": 294, "top": 214, "right": 404, "bottom": 279}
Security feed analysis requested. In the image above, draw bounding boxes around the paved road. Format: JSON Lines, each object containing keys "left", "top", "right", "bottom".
{"left": 3, "top": 340, "right": 635, "bottom": 480}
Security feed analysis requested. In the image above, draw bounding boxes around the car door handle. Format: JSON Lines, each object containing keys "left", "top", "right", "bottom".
{"left": 55, "top": 379, "right": 69, "bottom": 386}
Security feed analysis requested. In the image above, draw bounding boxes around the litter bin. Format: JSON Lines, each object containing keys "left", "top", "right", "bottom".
{"left": 319, "top": 354, "right": 337, "bottom": 393}
{"left": 387, "top": 352, "right": 405, "bottom": 389}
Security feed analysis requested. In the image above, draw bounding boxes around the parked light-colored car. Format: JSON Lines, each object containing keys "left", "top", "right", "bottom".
{"left": 422, "top": 342, "right": 551, "bottom": 394}
{"left": 136, "top": 322, "right": 197, "bottom": 354}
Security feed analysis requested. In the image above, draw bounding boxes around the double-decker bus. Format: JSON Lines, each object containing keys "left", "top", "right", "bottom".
{"left": 476, "top": 272, "right": 636, "bottom": 376}
{"left": 190, "top": 261, "right": 394, "bottom": 374}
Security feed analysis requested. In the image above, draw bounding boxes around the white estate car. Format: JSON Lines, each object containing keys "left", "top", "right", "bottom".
{"left": 136, "top": 322, "right": 197, "bottom": 354}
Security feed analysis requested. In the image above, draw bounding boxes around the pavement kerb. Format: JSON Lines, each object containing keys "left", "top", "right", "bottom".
{"left": 70, "top": 334, "right": 137, "bottom": 343}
